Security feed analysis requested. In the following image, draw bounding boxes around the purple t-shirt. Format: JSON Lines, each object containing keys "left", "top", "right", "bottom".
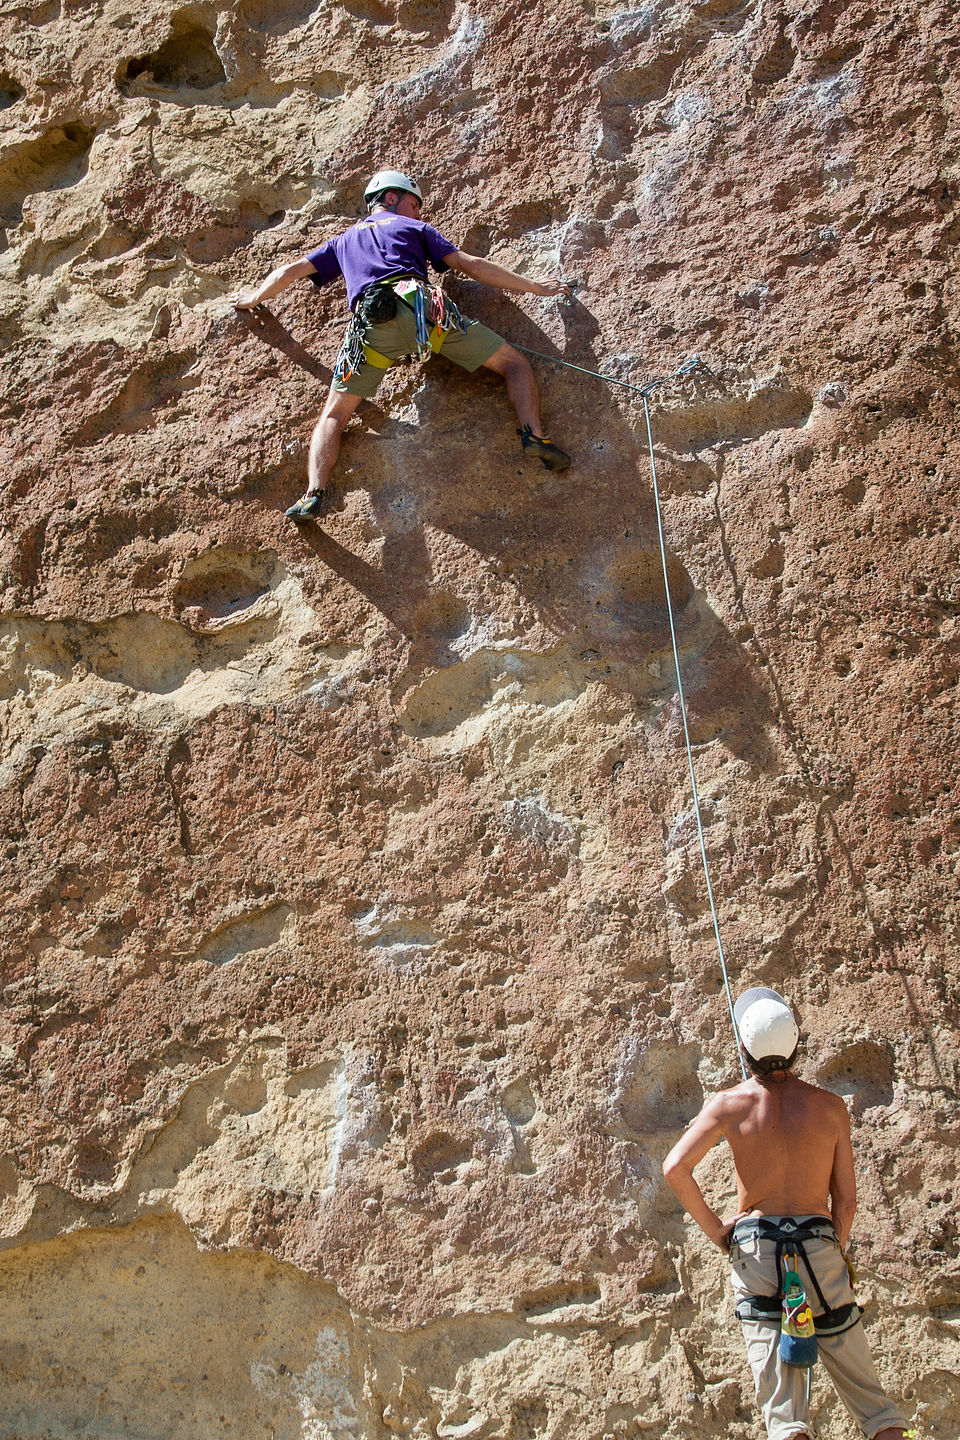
{"left": 307, "top": 213, "right": 458, "bottom": 310}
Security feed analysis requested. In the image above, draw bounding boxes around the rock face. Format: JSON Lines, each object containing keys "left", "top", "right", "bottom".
{"left": 1, "top": 0, "right": 959, "bottom": 1436}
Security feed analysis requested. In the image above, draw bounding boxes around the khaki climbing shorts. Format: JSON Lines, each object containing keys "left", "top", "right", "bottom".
{"left": 331, "top": 300, "right": 504, "bottom": 399}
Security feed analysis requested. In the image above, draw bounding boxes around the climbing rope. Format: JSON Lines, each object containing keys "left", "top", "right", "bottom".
{"left": 640, "top": 364, "right": 746, "bottom": 1082}
{"left": 517, "top": 342, "right": 746, "bottom": 1076}
{"left": 511, "top": 342, "right": 696, "bottom": 399}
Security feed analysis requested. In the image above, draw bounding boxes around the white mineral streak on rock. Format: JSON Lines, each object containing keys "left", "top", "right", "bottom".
{"left": 251, "top": 1325, "right": 360, "bottom": 1440}
{"left": 500, "top": 795, "right": 581, "bottom": 871}
{"left": 666, "top": 90, "right": 711, "bottom": 127}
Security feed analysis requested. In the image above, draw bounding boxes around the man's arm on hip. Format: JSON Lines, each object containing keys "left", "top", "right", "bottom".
{"left": 662, "top": 1096, "right": 737, "bottom": 1250}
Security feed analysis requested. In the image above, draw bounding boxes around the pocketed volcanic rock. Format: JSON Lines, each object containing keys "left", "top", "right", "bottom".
{"left": 1, "top": 1, "right": 958, "bottom": 1437}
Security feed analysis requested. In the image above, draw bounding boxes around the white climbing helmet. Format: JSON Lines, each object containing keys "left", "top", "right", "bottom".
{"left": 734, "top": 987, "right": 800, "bottom": 1064}
{"left": 364, "top": 169, "right": 423, "bottom": 209}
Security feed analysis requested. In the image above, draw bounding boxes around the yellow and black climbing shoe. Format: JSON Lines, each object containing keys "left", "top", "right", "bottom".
{"left": 518, "top": 426, "right": 571, "bottom": 472}
{"left": 285, "top": 491, "right": 327, "bottom": 521}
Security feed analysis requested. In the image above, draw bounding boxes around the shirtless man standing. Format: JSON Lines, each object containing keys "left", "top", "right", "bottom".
{"left": 663, "top": 987, "right": 909, "bottom": 1440}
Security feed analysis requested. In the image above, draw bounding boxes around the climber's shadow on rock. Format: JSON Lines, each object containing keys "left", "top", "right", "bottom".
{"left": 295, "top": 295, "right": 802, "bottom": 771}
{"left": 235, "top": 307, "right": 328, "bottom": 381}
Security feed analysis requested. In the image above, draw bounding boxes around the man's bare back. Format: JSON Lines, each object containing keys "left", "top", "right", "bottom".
{"left": 716, "top": 1074, "right": 851, "bottom": 1218}
{"left": 663, "top": 1072, "right": 857, "bottom": 1248}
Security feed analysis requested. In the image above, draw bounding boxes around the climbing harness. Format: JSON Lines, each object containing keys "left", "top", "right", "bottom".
{"left": 333, "top": 276, "right": 468, "bottom": 385}
{"left": 400, "top": 276, "right": 468, "bottom": 357}
{"left": 732, "top": 1218, "right": 862, "bottom": 1417}
{"left": 731, "top": 1216, "right": 862, "bottom": 1342}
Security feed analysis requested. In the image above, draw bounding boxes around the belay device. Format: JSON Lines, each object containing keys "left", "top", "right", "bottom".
{"left": 780, "top": 1256, "right": 818, "bottom": 1369}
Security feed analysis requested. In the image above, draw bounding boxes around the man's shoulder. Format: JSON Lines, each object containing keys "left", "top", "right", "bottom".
{"left": 397, "top": 214, "right": 448, "bottom": 239}
{"left": 399, "top": 215, "right": 456, "bottom": 248}
{"left": 708, "top": 1075, "right": 834, "bottom": 1113}
{"left": 700, "top": 1081, "right": 754, "bottom": 1123}
{"left": 800, "top": 1077, "right": 849, "bottom": 1120}
{"left": 712, "top": 1079, "right": 754, "bottom": 1106}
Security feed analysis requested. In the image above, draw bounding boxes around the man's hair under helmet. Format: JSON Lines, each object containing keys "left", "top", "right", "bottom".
{"left": 734, "top": 987, "right": 800, "bottom": 1076}
{"left": 364, "top": 170, "right": 423, "bottom": 211}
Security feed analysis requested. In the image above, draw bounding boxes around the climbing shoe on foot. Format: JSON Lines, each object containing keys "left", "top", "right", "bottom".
{"left": 285, "top": 491, "right": 327, "bottom": 521}
{"left": 518, "top": 426, "right": 571, "bottom": 472}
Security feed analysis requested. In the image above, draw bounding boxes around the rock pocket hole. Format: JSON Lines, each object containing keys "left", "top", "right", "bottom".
{"left": 399, "top": 650, "right": 581, "bottom": 741}
{"left": 196, "top": 904, "right": 293, "bottom": 968}
{"left": 342, "top": 0, "right": 393, "bottom": 22}
{"left": 654, "top": 382, "right": 813, "bottom": 453}
{"left": 172, "top": 550, "right": 277, "bottom": 628}
{"left": 412, "top": 1131, "right": 472, "bottom": 1181}
{"left": 118, "top": 22, "right": 226, "bottom": 96}
{"left": 414, "top": 591, "right": 471, "bottom": 642}
{"left": 239, "top": 0, "right": 323, "bottom": 29}
{"left": 73, "top": 1138, "right": 117, "bottom": 1187}
{"left": 0, "top": 74, "right": 25, "bottom": 110}
{"left": 599, "top": 59, "right": 675, "bottom": 107}
{"left": 502, "top": 199, "right": 555, "bottom": 236}
{"left": 502, "top": 1077, "right": 537, "bottom": 1127}
{"left": 751, "top": 29, "right": 797, "bottom": 85}
{"left": 0, "top": 122, "right": 95, "bottom": 228}
{"left": 237, "top": 201, "right": 286, "bottom": 230}
{"left": 620, "top": 1042, "right": 703, "bottom": 1133}
{"left": 816, "top": 1040, "right": 894, "bottom": 1112}
{"left": 520, "top": 1284, "right": 602, "bottom": 1317}
{"left": 605, "top": 546, "right": 693, "bottom": 613}
{"left": 391, "top": 0, "right": 456, "bottom": 33}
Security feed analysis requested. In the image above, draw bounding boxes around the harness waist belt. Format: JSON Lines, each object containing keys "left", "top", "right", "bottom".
{"left": 732, "top": 1216, "right": 837, "bottom": 1246}
{"left": 359, "top": 273, "right": 424, "bottom": 301}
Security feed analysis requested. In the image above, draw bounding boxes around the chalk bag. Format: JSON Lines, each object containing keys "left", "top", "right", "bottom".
{"left": 780, "top": 1259, "right": 818, "bottom": 1369}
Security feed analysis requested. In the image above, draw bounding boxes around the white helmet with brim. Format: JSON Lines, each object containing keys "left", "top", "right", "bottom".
{"left": 364, "top": 170, "right": 423, "bottom": 209}
{"left": 734, "top": 987, "right": 800, "bottom": 1065}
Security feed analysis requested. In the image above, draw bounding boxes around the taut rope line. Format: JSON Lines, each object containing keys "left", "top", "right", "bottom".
{"left": 640, "top": 370, "right": 746, "bottom": 1083}
{"left": 511, "top": 342, "right": 696, "bottom": 399}
{"left": 518, "top": 342, "right": 745, "bottom": 1076}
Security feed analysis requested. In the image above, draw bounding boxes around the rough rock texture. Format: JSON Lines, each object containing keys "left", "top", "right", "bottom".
{"left": 1, "top": 0, "right": 959, "bottom": 1436}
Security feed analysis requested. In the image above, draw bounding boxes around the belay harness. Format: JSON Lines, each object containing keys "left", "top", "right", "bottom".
{"left": 333, "top": 274, "right": 468, "bottom": 385}
{"left": 732, "top": 1217, "right": 862, "bottom": 1367}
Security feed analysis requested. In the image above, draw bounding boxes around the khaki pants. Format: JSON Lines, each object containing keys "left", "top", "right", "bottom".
{"left": 730, "top": 1216, "right": 908, "bottom": 1440}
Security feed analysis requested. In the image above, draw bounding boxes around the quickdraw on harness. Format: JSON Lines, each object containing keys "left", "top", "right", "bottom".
{"left": 404, "top": 277, "right": 467, "bottom": 356}
{"left": 332, "top": 275, "right": 468, "bottom": 385}
{"left": 731, "top": 1217, "right": 863, "bottom": 1366}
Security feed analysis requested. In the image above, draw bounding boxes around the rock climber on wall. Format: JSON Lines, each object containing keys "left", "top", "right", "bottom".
{"left": 230, "top": 168, "right": 572, "bottom": 520}
{"left": 663, "top": 988, "right": 910, "bottom": 1440}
